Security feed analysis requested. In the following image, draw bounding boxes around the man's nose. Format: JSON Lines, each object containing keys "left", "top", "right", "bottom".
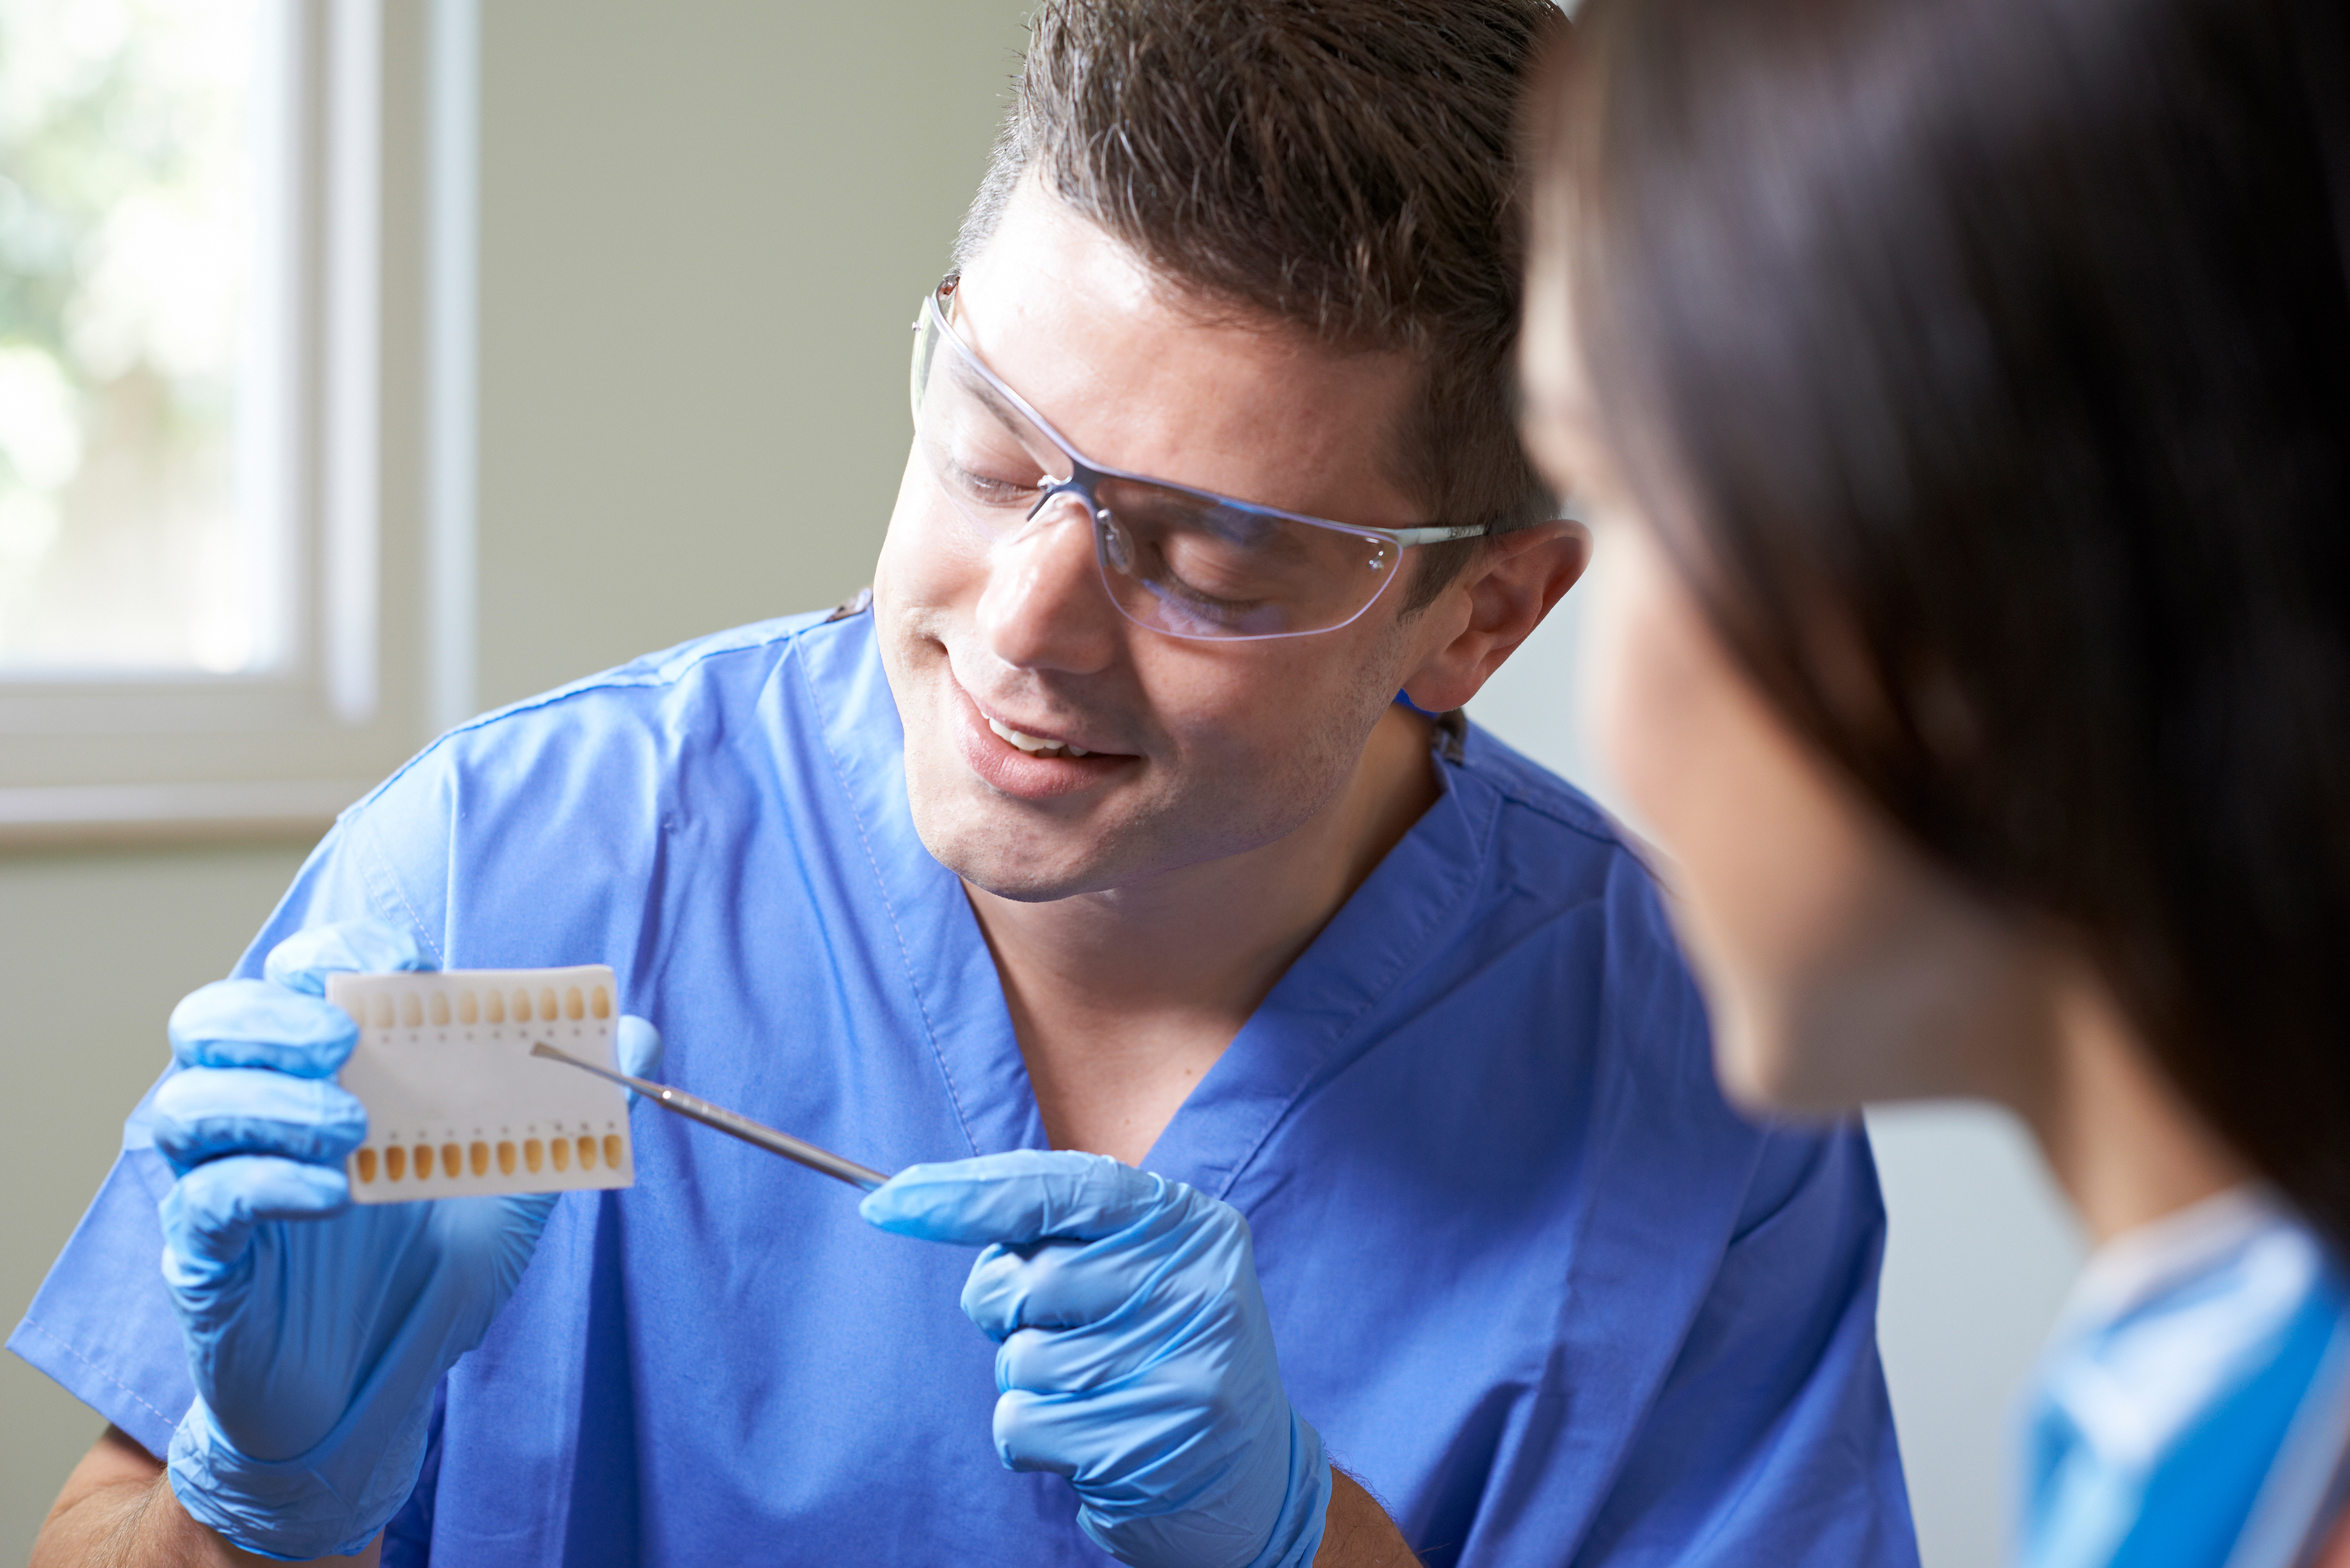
{"left": 975, "top": 491, "right": 1121, "bottom": 674}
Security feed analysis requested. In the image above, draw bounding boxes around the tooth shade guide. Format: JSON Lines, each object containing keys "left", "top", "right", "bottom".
{"left": 326, "top": 965, "right": 633, "bottom": 1203}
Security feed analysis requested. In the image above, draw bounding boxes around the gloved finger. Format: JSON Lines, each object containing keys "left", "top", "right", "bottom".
{"left": 990, "top": 1381, "right": 1216, "bottom": 1483}
{"left": 993, "top": 1319, "right": 1185, "bottom": 1397}
{"left": 150, "top": 1068, "right": 368, "bottom": 1175}
{"left": 161, "top": 1155, "right": 351, "bottom": 1271}
{"left": 263, "top": 918, "right": 430, "bottom": 996}
{"left": 616, "top": 1016, "right": 662, "bottom": 1104}
{"left": 169, "top": 981, "right": 360, "bottom": 1076}
{"left": 860, "top": 1150, "right": 1168, "bottom": 1247}
{"left": 959, "top": 1196, "right": 1233, "bottom": 1338}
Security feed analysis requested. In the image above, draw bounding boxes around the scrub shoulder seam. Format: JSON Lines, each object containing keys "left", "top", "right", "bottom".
{"left": 334, "top": 608, "right": 844, "bottom": 825}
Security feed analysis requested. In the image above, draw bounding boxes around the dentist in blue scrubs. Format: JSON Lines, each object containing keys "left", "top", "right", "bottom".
{"left": 13, "top": 3, "right": 1917, "bottom": 1565}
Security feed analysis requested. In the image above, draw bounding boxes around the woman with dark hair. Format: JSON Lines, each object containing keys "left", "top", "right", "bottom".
{"left": 1519, "top": 0, "right": 2350, "bottom": 1562}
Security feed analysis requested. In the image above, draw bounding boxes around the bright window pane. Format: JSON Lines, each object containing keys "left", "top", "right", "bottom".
{"left": 0, "top": 0, "right": 276, "bottom": 674}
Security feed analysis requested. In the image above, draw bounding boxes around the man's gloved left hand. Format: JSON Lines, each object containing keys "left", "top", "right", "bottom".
{"left": 153, "top": 920, "right": 663, "bottom": 1559}
{"left": 861, "top": 1151, "right": 1330, "bottom": 1568}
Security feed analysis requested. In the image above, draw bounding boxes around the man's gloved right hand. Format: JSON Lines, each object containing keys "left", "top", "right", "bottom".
{"left": 151, "top": 919, "right": 661, "bottom": 1561}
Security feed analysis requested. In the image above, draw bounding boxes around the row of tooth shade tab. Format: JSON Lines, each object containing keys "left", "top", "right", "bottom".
{"left": 352, "top": 1134, "right": 624, "bottom": 1184}
{"left": 364, "top": 983, "right": 612, "bottom": 1030}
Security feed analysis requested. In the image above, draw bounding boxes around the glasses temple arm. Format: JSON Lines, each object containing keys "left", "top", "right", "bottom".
{"left": 1385, "top": 524, "right": 1493, "bottom": 546}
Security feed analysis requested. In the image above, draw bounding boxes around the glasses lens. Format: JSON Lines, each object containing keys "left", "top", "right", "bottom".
{"left": 911, "top": 303, "right": 1073, "bottom": 542}
{"left": 1091, "top": 477, "right": 1400, "bottom": 639}
{"left": 909, "top": 286, "right": 1407, "bottom": 640}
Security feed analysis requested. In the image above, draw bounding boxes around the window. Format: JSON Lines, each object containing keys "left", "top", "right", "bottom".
{"left": 0, "top": 0, "right": 471, "bottom": 844}
{"left": 0, "top": 0, "right": 277, "bottom": 673}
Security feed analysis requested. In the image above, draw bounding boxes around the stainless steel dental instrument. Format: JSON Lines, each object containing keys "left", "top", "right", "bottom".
{"left": 531, "top": 1041, "right": 890, "bottom": 1192}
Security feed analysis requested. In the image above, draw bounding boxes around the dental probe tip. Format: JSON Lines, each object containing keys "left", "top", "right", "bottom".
{"left": 530, "top": 1041, "right": 889, "bottom": 1192}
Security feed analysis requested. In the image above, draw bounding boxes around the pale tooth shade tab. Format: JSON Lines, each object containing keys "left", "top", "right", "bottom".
{"left": 429, "top": 993, "right": 451, "bottom": 1027}
{"left": 512, "top": 989, "right": 532, "bottom": 1023}
{"left": 400, "top": 993, "right": 424, "bottom": 1028}
{"left": 458, "top": 990, "right": 479, "bottom": 1024}
{"left": 565, "top": 986, "right": 584, "bottom": 1021}
{"left": 538, "top": 988, "right": 559, "bottom": 1024}
{"left": 486, "top": 989, "right": 506, "bottom": 1024}
{"left": 591, "top": 986, "right": 612, "bottom": 1020}
{"left": 371, "top": 996, "right": 394, "bottom": 1029}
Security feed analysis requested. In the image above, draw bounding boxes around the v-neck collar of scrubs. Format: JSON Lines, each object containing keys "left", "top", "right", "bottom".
{"left": 795, "top": 618, "right": 1494, "bottom": 1199}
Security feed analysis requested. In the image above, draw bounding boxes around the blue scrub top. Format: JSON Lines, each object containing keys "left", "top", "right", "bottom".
{"left": 12, "top": 605, "right": 1917, "bottom": 1567}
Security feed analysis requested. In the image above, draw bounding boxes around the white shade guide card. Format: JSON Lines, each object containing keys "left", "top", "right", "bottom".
{"left": 327, "top": 965, "right": 634, "bottom": 1203}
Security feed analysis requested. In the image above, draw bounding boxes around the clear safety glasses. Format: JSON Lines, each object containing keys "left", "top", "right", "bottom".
{"left": 909, "top": 275, "right": 1490, "bottom": 641}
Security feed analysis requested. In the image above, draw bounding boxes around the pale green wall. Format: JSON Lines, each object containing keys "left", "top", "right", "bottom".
{"left": 0, "top": 3, "right": 1027, "bottom": 1552}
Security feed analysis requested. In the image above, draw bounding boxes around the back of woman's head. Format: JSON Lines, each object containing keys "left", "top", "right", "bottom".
{"left": 1532, "top": 0, "right": 2350, "bottom": 1242}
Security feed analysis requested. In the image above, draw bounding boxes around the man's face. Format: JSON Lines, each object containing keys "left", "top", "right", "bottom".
{"left": 873, "top": 181, "right": 1442, "bottom": 901}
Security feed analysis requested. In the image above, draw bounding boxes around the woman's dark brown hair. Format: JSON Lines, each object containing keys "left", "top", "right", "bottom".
{"left": 1531, "top": 0, "right": 2350, "bottom": 1244}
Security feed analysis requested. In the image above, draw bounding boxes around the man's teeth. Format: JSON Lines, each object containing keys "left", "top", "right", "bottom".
{"left": 987, "top": 715, "right": 1090, "bottom": 757}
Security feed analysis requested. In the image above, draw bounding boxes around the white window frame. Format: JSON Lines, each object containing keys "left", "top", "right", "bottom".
{"left": 0, "top": 0, "right": 477, "bottom": 848}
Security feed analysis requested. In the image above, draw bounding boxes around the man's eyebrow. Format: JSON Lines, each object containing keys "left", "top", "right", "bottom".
{"left": 949, "top": 353, "right": 1046, "bottom": 445}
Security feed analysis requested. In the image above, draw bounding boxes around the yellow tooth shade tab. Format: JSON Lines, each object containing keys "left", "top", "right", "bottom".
{"left": 441, "top": 1142, "right": 462, "bottom": 1177}
{"left": 385, "top": 1145, "right": 407, "bottom": 1180}
{"left": 576, "top": 1134, "right": 597, "bottom": 1170}
{"left": 413, "top": 1144, "right": 432, "bottom": 1179}
{"left": 496, "top": 1140, "right": 517, "bottom": 1175}
{"left": 591, "top": 986, "right": 612, "bottom": 1020}
{"left": 354, "top": 1148, "right": 378, "bottom": 1184}
{"left": 603, "top": 1134, "right": 624, "bottom": 1169}
{"left": 470, "top": 1141, "right": 490, "bottom": 1176}
{"left": 550, "top": 1137, "right": 571, "bottom": 1172}
{"left": 565, "top": 987, "right": 584, "bottom": 1021}
{"left": 524, "top": 1138, "right": 544, "bottom": 1172}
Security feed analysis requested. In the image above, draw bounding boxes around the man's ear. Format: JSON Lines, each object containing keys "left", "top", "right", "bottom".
{"left": 1400, "top": 521, "right": 1591, "bottom": 713}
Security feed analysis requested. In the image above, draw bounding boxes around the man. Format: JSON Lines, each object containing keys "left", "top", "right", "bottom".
{"left": 14, "top": 4, "right": 1917, "bottom": 1565}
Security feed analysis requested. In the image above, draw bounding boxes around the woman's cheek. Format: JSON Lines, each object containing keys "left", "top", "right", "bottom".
{"left": 1586, "top": 527, "right": 1888, "bottom": 1112}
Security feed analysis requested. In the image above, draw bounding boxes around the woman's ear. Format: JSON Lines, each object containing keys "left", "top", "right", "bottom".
{"left": 1401, "top": 521, "right": 1591, "bottom": 713}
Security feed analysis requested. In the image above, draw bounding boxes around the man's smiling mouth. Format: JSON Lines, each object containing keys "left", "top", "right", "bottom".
{"left": 985, "top": 715, "right": 1092, "bottom": 758}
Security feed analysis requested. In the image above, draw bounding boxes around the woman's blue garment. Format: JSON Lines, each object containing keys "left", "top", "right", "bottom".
{"left": 10, "top": 607, "right": 1916, "bottom": 1567}
{"left": 2023, "top": 1190, "right": 2350, "bottom": 1568}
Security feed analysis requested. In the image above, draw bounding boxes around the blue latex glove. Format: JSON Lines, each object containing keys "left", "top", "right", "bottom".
{"left": 861, "top": 1151, "right": 1330, "bottom": 1568}
{"left": 151, "top": 920, "right": 662, "bottom": 1560}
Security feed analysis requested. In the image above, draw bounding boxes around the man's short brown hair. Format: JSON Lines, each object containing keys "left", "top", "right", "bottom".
{"left": 956, "top": 0, "right": 1565, "bottom": 610}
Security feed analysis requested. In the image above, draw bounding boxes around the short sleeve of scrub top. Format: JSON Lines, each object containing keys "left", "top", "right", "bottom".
{"left": 12, "top": 605, "right": 1920, "bottom": 1568}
